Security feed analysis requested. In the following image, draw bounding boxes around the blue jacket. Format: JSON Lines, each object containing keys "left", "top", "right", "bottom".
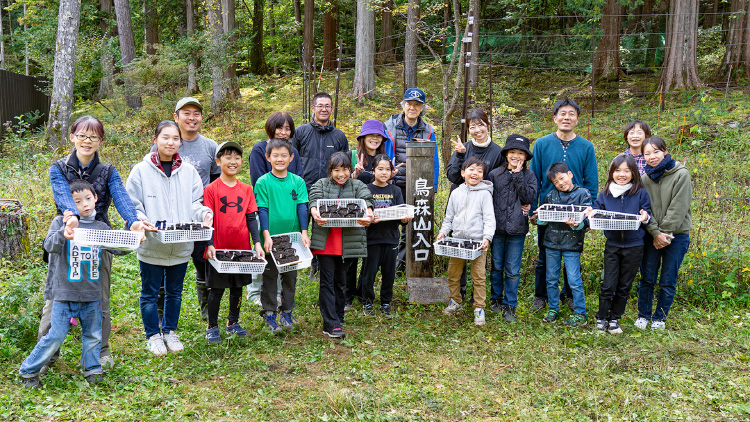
{"left": 592, "top": 187, "right": 652, "bottom": 248}
{"left": 529, "top": 133, "right": 598, "bottom": 210}
{"left": 538, "top": 185, "right": 592, "bottom": 252}
{"left": 248, "top": 139, "right": 304, "bottom": 186}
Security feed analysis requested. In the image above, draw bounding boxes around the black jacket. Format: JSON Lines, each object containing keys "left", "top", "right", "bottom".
{"left": 446, "top": 141, "right": 505, "bottom": 188}
{"left": 540, "top": 185, "right": 592, "bottom": 252}
{"left": 488, "top": 167, "right": 537, "bottom": 236}
{"left": 292, "top": 120, "right": 349, "bottom": 190}
{"left": 593, "top": 188, "right": 652, "bottom": 248}
{"left": 54, "top": 152, "right": 113, "bottom": 226}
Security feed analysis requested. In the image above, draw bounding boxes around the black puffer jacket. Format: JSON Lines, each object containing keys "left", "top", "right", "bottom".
{"left": 53, "top": 152, "right": 114, "bottom": 227}
{"left": 383, "top": 113, "right": 437, "bottom": 188}
{"left": 293, "top": 120, "right": 349, "bottom": 190}
{"left": 539, "top": 185, "right": 592, "bottom": 252}
{"left": 488, "top": 166, "right": 537, "bottom": 236}
{"left": 446, "top": 141, "right": 504, "bottom": 188}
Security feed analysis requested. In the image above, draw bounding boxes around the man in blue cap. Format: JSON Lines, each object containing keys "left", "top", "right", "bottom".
{"left": 383, "top": 88, "right": 440, "bottom": 274}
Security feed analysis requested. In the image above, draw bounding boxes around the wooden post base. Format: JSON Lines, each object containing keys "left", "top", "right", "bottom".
{"left": 406, "top": 277, "right": 449, "bottom": 304}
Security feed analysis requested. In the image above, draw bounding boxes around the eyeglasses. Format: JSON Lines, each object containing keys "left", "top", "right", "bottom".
{"left": 74, "top": 134, "right": 101, "bottom": 143}
{"left": 314, "top": 105, "right": 332, "bottom": 110}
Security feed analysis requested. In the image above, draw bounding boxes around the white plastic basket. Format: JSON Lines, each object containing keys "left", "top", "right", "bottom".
{"left": 537, "top": 204, "right": 587, "bottom": 224}
{"left": 373, "top": 204, "right": 415, "bottom": 221}
{"left": 434, "top": 236, "right": 483, "bottom": 260}
{"left": 317, "top": 198, "right": 368, "bottom": 227}
{"left": 270, "top": 232, "right": 314, "bottom": 273}
{"left": 73, "top": 228, "right": 142, "bottom": 251}
{"left": 209, "top": 249, "right": 267, "bottom": 274}
{"left": 154, "top": 223, "right": 213, "bottom": 243}
{"left": 589, "top": 210, "right": 641, "bottom": 231}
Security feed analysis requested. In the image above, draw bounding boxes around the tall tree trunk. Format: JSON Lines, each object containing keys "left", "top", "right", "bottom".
{"left": 659, "top": 0, "right": 702, "bottom": 91}
{"left": 377, "top": 0, "right": 395, "bottom": 64}
{"left": 715, "top": 0, "right": 750, "bottom": 81}
{"left": 404, "top": 0, "right": 419, "bottom": 88}
{"left": 323, "top": 1, "right": 338, "bottom": 71}
{"left": 704, "top": 0, "right": 720, "bottom": 28}
{"left": 113, "top": 0, "right": 142, "bottom": 110}
{"left": 302, "top": 0, "right": 314, "bottom": 74}
{"left": 468, "top": 0, "right": 480, "bottom": 91}
{"left": 186, "top": 0, "right": 198, "bottom": 94}
{"left": 643, "top": 0, "right": 657, "bottom": 69}
{"left": 352, "top": 0, "right": 375, "bottom": 100}
{"left": 223, "top": 0, "right": 241, "bottom": 96}
{"left": 593, "top": 0, "right": 622, "bottom": 97}
{"left": 249, "top": 0, "right": 268, "bottom": 74}
{"left": 207, "top": 0, "right": 227, "bottom": 111}
{"left": 269, "top": 0, "right": 278, "bottom": 74}
{"left": 97, "top": 0, "right": 115, "bottom": 99}
{"left": 46, "top": 0, "right": 82, "bottom": 149}
{"left": 144, "top": 0, "right": 158, "bottom": 54}
{"left": 0, "top": 1, "right": 5, "bottom": 68}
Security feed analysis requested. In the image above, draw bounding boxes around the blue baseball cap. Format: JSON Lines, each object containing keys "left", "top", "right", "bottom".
{"left": 402, "top": 88, "right": 426, "bottom": 103}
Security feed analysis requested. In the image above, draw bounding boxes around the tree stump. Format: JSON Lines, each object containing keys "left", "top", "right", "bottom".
{"left": 0, "top": 199, "right": 30, "bottom": 258}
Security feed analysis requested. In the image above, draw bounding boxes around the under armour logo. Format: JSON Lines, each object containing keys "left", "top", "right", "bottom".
{"left": 220, "top": 196, "right": 244, "bottom": 213}
{"left": 291, "top": 189, "right": 298, "bottom": 201}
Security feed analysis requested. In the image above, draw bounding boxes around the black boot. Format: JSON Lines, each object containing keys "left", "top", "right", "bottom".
{"left": 503, "top": 306, "right": 517, "bottom": 323}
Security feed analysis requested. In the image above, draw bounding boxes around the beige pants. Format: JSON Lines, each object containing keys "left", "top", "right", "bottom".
{"left": 447, "top": 251, "right": 487, "bottom": 309}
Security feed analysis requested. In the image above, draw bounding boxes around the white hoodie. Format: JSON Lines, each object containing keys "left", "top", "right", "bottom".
{"left": 439, "top": 180, "right": 496, "bottom": 242}
{"left": 126, "top": 153, "right": 212, "bottom": 266}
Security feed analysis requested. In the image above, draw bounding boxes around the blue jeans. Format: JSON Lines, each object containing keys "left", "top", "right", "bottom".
{"left": 545, "top": 249, "right": 586, "bottom": 316}
{"left": 535, "top": 224, "right": 572, "bottom": 300}
{"left": 20, "top": 301, "right": 102, "bottom": 377}
{"left": 490, "top": 234, "right": 526, "bottom": 307}
{"left": 638, "top": 233, "right": 690, "bottom": 322}
{"left": 140, "top": 261, "right": 188, "bottom": 338}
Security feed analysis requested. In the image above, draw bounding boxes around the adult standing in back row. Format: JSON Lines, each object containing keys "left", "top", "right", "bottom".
{"left": 529, "top": 98, "right": 598, "bottom": 312}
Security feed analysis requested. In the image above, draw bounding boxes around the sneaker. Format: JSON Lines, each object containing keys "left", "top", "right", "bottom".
{"left": 323, "top": 327, "right": 346, "bottom": 339}
{"left": 530, "top": 297, "right": 547, "bottom": 312}
{"left": 608, "top": 319, "right": 623, "bottom": 334}
{"left": 147, "top": 333, "right": 168, "bottom": 356}
{"left": 100, "top": 355, "right": 115, "bottom": 370}
{"left": 474, "top": 308, "right": 486, "bottom": 326}
{"left": 85, "top": 374, "right": 103, "bottom": 385}
{"left": 363, "top": 304, "right": 375, "bottom": 317}
{"left": 22, "top": 375, "right": 41, "bottom": 389}
{"left": 39, "top": 364, "right": 51, "bottom": 375}
{"left": 163, "top": 331, "right": 184, "bottom": 353}
{"left": 264, "top": 312, "right": 282, "bottom": 334}
{"left": 225, "top": 323, "right": 249, "bottom": 337}
{"left": 502, "top": 306, "right": 517, "bottom": 323}
{"left": 595, "top": 319, "right": 608, "bottom": 331}
{"left": 344, "top": 303, "right": 352, "bottom": 312}
{"left": 252, "top": 297, "right": 262, "bottom": 306}
{"left": 279, "top": 311, "right": 298, "bottom": 331}
{"left": 565, "top": 314, "right": 587, "bottom": 328}
{"left": 543, "top": 310, "right": 559, "bottom": 323}
{"left": 205, "top": 327, "right": 222, "bottom": 343}
{"left": 380, "top": 303, "right": 393, "bottom": 319}
{"left": 634, "top": 317, "right": 649, "bottom": 329}
{"left": 651, "top": 320, "right": 666, "bottom": 330}
{"left": 442, "top": 299, "right": 462, "bottom": 315}
{"left": 562, "top": 297, "right": 575, "bottom": 312}
{"left": 489, "top": 300, "right": 502, "bottom": 313}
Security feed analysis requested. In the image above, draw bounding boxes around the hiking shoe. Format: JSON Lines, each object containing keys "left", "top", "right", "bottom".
{"left": 279, "top": 311, "right": 298, "bottom": 331}
{"left": 596, "top": 319, "right": 608, "bottom": 331}
{"left": 380, "top": 303, "right": 393, "bottom": 318}
{"left": 226, "top": 323, "right": 249, "bottom": 337}
{"left": 363, "top": 304, "right": 375, "bottom": 317}
{"left": 608, "top": 320, "right": 623, "bottom": 334}
{"left": 634, "top": 317, "right": 649, "bottom": 329}
{"left": 85, "top": 374, "right": 103, "bottom": 385}
{"left": 543, "top": 310, "right": 559, "bottom": 323}
{"left": 562, "top": 297, "right": 575, "bottom": 312}
{"left": 530, "top": 297, "right": 547, "bottom": 312}
{"left": 163, "top": 331, "right": 184, "bottom": 353}
{"left": 147, "top": 333, "right": 168, "bottom": 356}
{"left": 205, "top": 327, "right": 222, "bottom": 343}
{"left": 474, "top": 308, "right": 486, "bottom": 326}
{"left": 264, "top": 312, "right": 282, "bottom": 334}
{"left": 442, "top": 299, "right": 462, "bottom": 315}
{"left": 502, "top": 306, "right": 517, "bottom": 323}
{"left": 651, "top": 320, "right": 666, "bottom": 330}
{"left": 323, "top": 327, "right": 346, "bottom": 339}
{"left": 489, "top": 300, "right": 502, "bottom": 313}
{"left": 100, "top": 355, "right": 115, "bottom": 370}
{"left": 565, "top": 314, "right": 587, "bottom": 328}
{"left": 22, "top": 375, "right": 41, "bottom": 389}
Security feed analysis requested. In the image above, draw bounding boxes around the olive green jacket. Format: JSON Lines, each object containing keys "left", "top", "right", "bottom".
{"left": 643, "top": 162, "right": 693, "bottom": 237}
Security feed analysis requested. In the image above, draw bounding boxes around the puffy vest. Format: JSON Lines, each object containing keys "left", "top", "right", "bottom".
{"left": 383, "top": 113, "right": 434, "bottom": 187}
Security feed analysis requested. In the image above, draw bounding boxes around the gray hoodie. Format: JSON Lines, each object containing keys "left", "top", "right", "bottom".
{"left": 439, "top": 180, "right": 496, "bottom": 242}
{"left": 126, "top": 153, "right": 212, "bottom": 266}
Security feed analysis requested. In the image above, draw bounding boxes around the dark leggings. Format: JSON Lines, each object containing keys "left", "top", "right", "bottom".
{"left": 207, "top": 287, "right": 242, "bottom": 329}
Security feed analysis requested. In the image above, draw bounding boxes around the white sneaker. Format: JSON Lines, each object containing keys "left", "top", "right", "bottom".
{"left": 100, "top": 355, "right": 116, "bottom": 370}
{"left": 147, "top": 334, "right": 167, "bottom": 356}
{"left": 474, "top": 308, "right": 486, "bottom": 326}
{"left": 634, "top": 317, "right": 649, "bottom": 329}
{"left": 651, "top": 321, "right": 666, "bottom": 330}
{"left": 163, "top": 331, "right": 184, "bottom": 353}
{"left": 442, "top": 299, "right": 462, "bottom": 315}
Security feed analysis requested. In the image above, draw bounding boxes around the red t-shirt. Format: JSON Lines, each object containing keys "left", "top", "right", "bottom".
{"left": 203, "top": 179, "right": 258, "bottom": 250}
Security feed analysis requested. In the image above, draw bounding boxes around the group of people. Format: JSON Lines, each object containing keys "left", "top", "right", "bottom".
{"left": 18, "top": 90, "right": 692, "bottom": 390}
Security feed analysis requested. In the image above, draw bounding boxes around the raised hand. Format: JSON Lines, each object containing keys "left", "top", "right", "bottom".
{"left": 451, "top": 135, "right": 466, "bottom": 154}
{"left": 391, "top": 158, "right": 404, "bottom": 178}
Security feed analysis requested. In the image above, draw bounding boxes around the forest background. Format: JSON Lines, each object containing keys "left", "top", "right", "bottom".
{"left": 0, "top": 0, "right": 749, "bottom": 420}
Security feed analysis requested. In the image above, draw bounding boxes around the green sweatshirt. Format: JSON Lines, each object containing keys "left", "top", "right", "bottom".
{"left": 643, "top": 162, "right": 693, "bottom": 237}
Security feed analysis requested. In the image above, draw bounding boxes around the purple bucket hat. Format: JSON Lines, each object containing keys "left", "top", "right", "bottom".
{"left": 357, "top": 120, "right": 387, "bottom": 141}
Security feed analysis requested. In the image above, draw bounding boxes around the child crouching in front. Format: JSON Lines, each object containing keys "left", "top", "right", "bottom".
{"left": 437, "top": 156, "right": 495, "bottom": 326}
{"left": 535, "top": 162, "right": 592, "bottom": 327}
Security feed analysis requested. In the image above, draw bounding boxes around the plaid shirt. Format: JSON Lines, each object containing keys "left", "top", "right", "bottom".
{"left": 623, "top": 148, "right": 647, "bottom": 175}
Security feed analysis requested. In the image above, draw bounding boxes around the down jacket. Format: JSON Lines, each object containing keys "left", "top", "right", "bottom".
{"left": 538, "top": 185, "right": 592, "bottom": 252}
{"left": 383, "top": 113, "right": 439, "bottom": 188}
{"left": 293, "top": 121, "right": 349, "bottom": 191}
{"left": 308, "top": 177, "right": 374, "bottom": 259}
{"left": 488, "top": 167, "right": 537, "bottom": 236}
{"left": 439, "top": 180, "right": 496, "bottom": 242}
